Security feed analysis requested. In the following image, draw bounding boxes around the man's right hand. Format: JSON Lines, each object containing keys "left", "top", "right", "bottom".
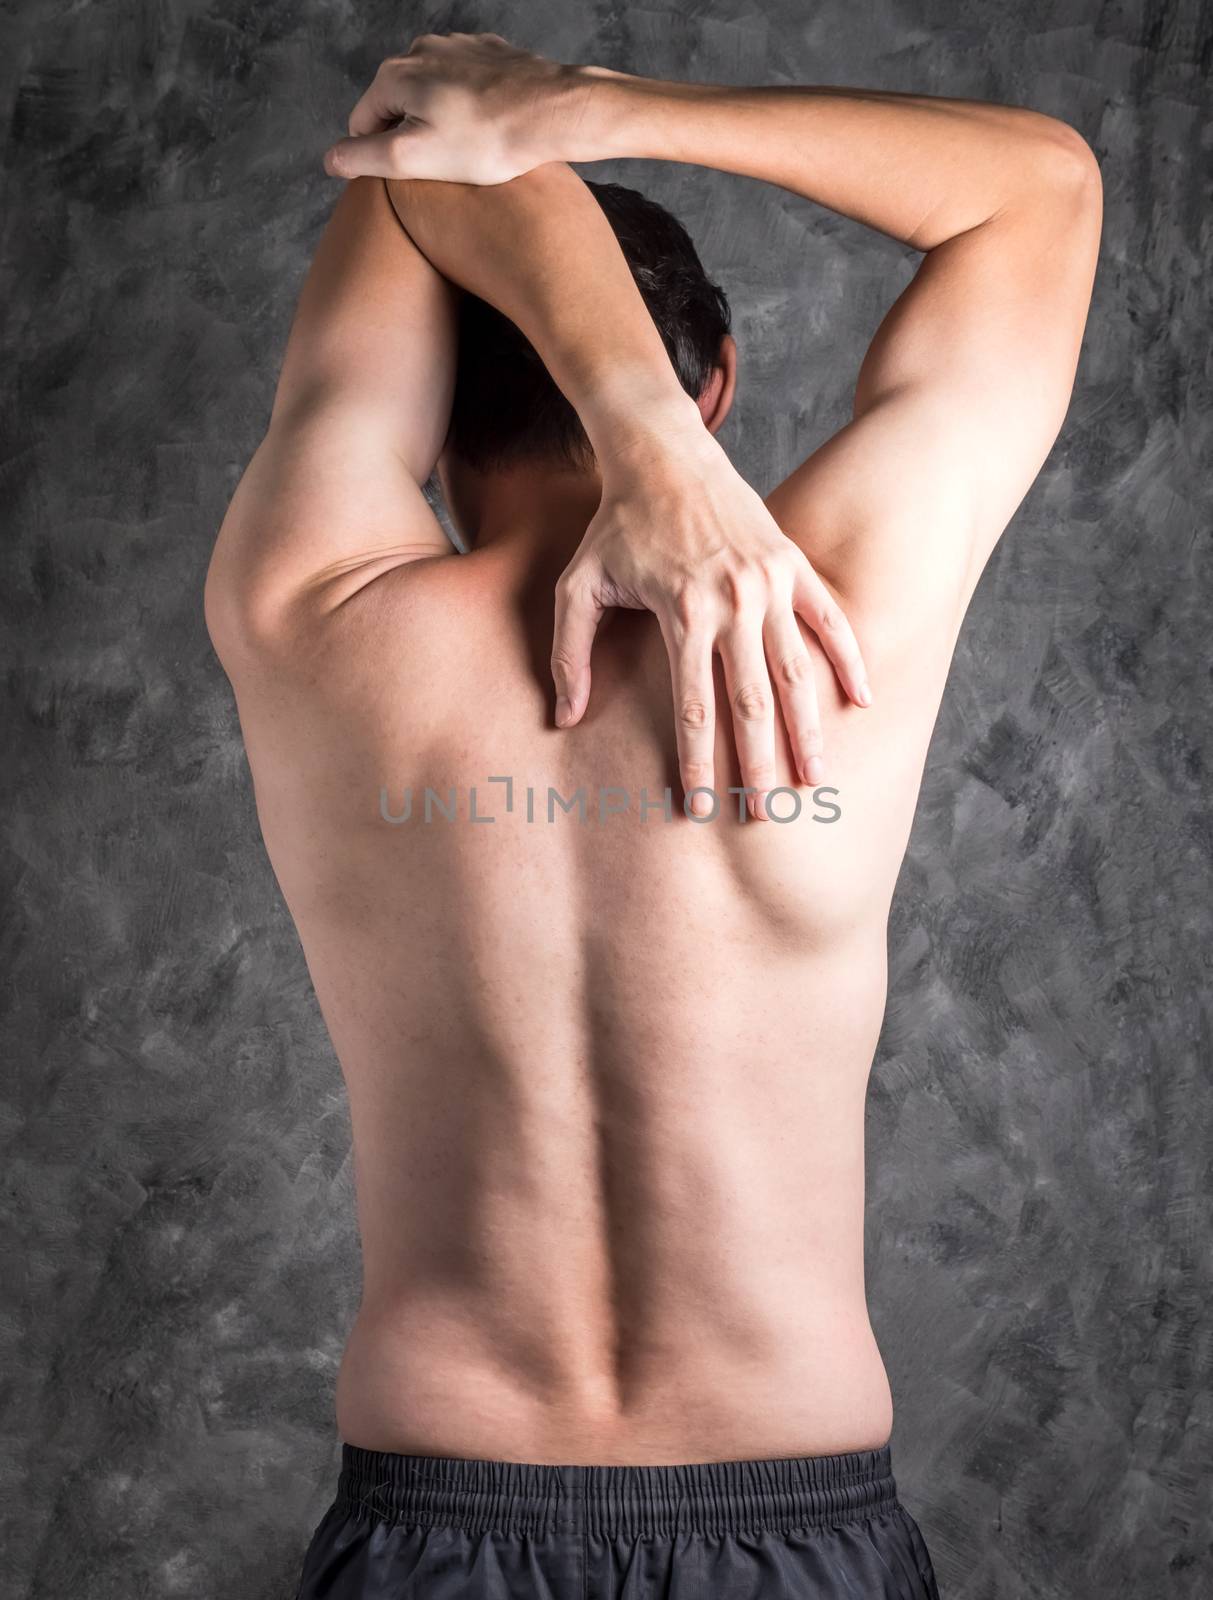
{"left": 324, "top": 33, "right": 578, "bottom": 184}
{"left": 552, "top": 407, "right": 871, "bottom": 820}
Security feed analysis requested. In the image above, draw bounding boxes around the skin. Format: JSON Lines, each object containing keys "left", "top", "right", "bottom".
{"left": 206, "top": 37, "right": 1101, "bottom": 1464}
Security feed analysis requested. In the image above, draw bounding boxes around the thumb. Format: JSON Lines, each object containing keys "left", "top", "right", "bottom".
{"left": 552, "top": 568, "right": 606, "bottom": 728}
{"left": 324, "top": 128, "right": 420, "bottom": 180}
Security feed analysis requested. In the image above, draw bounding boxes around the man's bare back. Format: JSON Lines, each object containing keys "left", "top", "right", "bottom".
{"left": 233, "top": 491, "right": 963, "bottom": 1464}
{"left": 208, "top": 49, "right": 1099, "bottom": 1569}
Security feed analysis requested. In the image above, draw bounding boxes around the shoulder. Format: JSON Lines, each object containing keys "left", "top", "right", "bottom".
{"left": 208, "top": 546, "right": 516, "bottom": 724}
{"left": 761, "top": 402, "right": 974, "bottom": 680}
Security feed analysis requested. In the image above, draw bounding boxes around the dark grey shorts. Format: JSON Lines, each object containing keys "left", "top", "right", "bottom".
{"left": 295, "top": 1441, "right": 940, "bottom": 1597}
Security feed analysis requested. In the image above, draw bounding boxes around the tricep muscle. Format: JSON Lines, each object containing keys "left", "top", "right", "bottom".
{"left": 766, "top": 146, "right": 1101, "bottom": 639}
{"left": 206, "top": 178, "right": 460, "bottom": 667}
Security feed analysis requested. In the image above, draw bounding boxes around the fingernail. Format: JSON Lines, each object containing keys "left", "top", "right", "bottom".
{"left": 856, "top": 682, "right": 873, "bottom": 707}
{"left": 748, "top": 792, "right": 768, "bottom": 821}
{"left": 805, "top": 756, "right": 824, "bottom": 787}
{"left": 555, "top": 696, "right": 572, "bottom": 727}
{"left": 690, "top": 790, "right": 713, "bottom": 817}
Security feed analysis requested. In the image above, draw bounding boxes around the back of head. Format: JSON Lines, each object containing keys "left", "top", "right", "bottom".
{"left": 446, "top": 182, "right": 731, "bottom": 474}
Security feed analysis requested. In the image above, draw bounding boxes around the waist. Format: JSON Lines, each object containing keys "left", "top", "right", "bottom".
{"left": 334, "top": 1295, "right": 893, "bottom": 1465}
{"left": 330, "top": 1438, "right": 900, "bottom": 1537}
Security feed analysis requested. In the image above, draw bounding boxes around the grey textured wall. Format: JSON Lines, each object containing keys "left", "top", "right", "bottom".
{"left": 3, "top": 1, "right": 1209, "bottom": 1596}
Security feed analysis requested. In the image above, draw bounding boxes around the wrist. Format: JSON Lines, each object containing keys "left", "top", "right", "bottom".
{"left": 553, "top": 64, "right": 678, "bottom": 165}
{"left": 575, "top": 369, "right": 706, "bottom": 464}
{"left": 595, "top": 414, "right": 726, "bottom": 499}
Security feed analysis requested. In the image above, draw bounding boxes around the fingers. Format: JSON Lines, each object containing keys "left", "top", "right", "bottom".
{"left": 718, "top": 622, "right": 778, "bottom": 821}
{"left": 791, "top": 557, "right": 872, "bottom": 708}
{"left": 552, "top": 568, "right": 606, "bottom": 728}
{"left": 348, "top": 61, "right": 417, "bottom": 137}
{"left": 324, "top": 126, "right": 423, "bottom": 180}
{"left": 655, "top": 612, "right": 717, "bottom": 817}
{"left": 763, "top": 610, "right": 824, "bottom": 789}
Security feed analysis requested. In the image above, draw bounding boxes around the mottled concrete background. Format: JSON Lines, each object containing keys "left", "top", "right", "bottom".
{"left": 3, "top": 0, "right": 1209, "bottom": 1595}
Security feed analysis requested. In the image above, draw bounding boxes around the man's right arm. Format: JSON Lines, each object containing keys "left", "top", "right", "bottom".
{"left": 332, "top": 42, "right": 1101, "bottom": 650}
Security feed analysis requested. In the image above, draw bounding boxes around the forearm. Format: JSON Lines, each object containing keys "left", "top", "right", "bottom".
{"left": 385, "top": 163, "right": 702, "bottom": 461}
{"left": 558, "top": 73, "right": 1090, "bottom": 249}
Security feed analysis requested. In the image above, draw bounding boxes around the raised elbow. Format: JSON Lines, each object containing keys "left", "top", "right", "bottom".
{"left": 1035, "top": 117, "right": 1103, "bottom": 211}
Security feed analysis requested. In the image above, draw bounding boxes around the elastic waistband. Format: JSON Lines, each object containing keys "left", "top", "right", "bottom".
{"left": 335, "top": 1441, "right": 899, "bottom": 1537}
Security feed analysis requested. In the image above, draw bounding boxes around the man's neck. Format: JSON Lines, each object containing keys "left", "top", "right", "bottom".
{"left": 450, "top": 462, "right": 604, "bottom": 558}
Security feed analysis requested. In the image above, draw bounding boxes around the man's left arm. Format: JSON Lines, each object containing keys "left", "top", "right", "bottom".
{"left": 384, "top": 163, "right": 870, "bottom": 805}
{"left": 204, "top": 176, "right": 457, "bottom": 667}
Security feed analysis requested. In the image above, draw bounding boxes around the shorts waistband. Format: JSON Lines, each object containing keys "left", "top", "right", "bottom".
{"left": 335, "top": 1441, "right": 899, "bottom": 1537}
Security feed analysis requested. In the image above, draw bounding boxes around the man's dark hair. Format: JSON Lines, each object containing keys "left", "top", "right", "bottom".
{"left": 446, "top": 181, "right": 731, "bottom": 473}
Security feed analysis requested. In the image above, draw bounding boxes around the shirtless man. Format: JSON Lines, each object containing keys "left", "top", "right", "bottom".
{"left": 205, "top": 35, "right": 1100, "bottom": 1600}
